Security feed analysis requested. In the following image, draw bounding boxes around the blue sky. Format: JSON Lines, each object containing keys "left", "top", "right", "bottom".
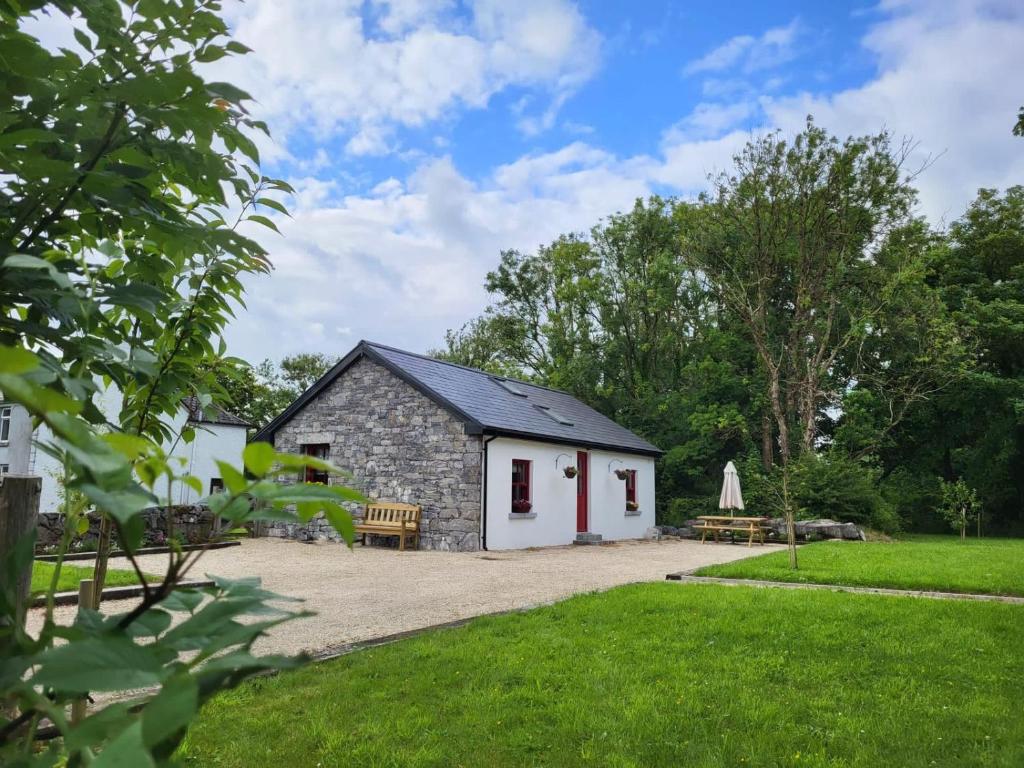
{"left": 33, "top": 1, "right": 1024, "bottom": 362}
{"left": 174, "top": 0, "right": 1024, "bottom": 361}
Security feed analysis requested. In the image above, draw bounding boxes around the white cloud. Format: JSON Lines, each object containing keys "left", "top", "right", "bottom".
{"left": 684, "top": 18, "right": 801, "bottom": 75}
{"left": 763, "top": 0, "right": 1024, "bottom": 223}
{"left": 217, "top": 0, "right": 600, "bottom": 155}
{"left": 202, "top": 1, "right": 1024, "bottom": 361}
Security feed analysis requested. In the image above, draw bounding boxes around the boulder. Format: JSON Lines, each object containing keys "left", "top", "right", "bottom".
{"left": 766, "top": 518, "right": 865, "bottom": 541}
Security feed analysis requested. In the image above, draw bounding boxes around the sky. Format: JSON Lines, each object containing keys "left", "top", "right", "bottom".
{"left": 27, "top": 0, "right": 1024, "bottom": 363}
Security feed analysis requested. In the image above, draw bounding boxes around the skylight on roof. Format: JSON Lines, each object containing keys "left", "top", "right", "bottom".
{"left": 490, "top": 377, "right": 528, "bottom": 397}
{"left": 534, "top": 404, "right": 574, "bottom": 426}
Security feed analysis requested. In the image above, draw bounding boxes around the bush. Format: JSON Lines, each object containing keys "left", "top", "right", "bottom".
{"left": 790, "top": 452, "right": 900, "bottom": 533}
{"left": 880, "top": 468, "right": 943, "bottom": 531}
{"left": 661, "top": 495, "right": 717, "bottom": 527}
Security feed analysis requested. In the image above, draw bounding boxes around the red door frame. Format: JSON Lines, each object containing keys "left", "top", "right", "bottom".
{"left": 576, "top": 451, "right": 588, "bottom": 532}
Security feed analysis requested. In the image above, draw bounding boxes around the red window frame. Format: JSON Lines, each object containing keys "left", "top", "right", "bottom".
{"left": 511, "top": 459, "right": 531, "bottom": 504}
{"left": 625, "top": 470, "right": 637, "bottom": 505}
{"left": 301, "top": 443, "right": 330, "bottom": 484}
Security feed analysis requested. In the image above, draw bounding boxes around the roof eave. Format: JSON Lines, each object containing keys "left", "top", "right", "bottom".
{"left": 481, "top": 427, "right": 663, "bottom": 458}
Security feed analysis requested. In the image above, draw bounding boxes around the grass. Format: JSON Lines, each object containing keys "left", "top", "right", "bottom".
{"left": 695, "top": 534, "right": 1024, "bottom": 597}
{"left": 179, "top": 582, "right": 1024, "bottom": 767}
{"left": 30, "top": 560, "right": 150, "bottom": 593}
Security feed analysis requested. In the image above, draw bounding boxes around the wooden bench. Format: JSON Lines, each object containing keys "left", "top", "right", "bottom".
{"left": 354, "top": 502, "right": 422, "bottom": 551}
{"left": 695, "top": 515, "right": 770, "bottom": 547}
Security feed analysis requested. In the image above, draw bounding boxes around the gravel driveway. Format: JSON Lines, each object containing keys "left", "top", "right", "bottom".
{"left": 29, "top": 537, "right": 777, "bottom": 657}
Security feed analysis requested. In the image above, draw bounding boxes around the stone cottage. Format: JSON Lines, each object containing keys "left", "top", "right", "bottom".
{"left": 253, "top": 341, "right": 662, "bottom": 551}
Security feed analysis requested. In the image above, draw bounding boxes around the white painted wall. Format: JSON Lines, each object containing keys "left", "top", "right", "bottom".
{"left": 5, "top": 388, "right": 247, "bottom": 513}
{"left": 165, "top": 411, "right": 247, "bottom": 504}
{"left": 484, "top": 437, "right": 656, "bottom": 550}
{"left": 587, "top": 449, "right": 656, "bottom": 541}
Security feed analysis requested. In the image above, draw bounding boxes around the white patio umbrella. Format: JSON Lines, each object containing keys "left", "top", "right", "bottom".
{"left": 718, "top": 461, "right": 744, "bottom": 516}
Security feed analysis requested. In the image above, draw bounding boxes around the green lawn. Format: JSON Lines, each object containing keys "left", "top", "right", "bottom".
{"left": 179, "top": 583, "right": 1024, "bottom": 767}
{"left": 31, "top": 561, "right": 149, "bottom": 593}
{"left": 696, "top": 535, "right": 1024, "bottom": 597}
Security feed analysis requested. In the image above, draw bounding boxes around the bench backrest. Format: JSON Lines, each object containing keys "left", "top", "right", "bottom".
{"left": 363, "top": 502, "right": 422, "bottom": 527}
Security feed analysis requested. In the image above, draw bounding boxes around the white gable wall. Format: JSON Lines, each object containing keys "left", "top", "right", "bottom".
{"left": 484, "top": 436, "right": 656, "bottom": 550}
{"left": 165, "top": 409, "right": 248, "bottom": 504}
{"left": 9, "top": 398, "right": 246, "bottom": 514}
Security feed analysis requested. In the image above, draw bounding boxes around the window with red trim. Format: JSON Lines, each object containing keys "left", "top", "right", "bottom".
{"left": 511, "top": 459, "right": 531, "bottom": 510}
{"left": 301, "top": 443, "right": 330, "bottom": 484}
{"left": 625, "top": 470, "right": 637, "bottom": 505}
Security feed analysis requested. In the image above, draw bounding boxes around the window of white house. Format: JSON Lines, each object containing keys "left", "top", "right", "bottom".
{"left": 625, "top": 470, "right": 638, "bottom": 511}
{"left": 0, "top": 406, "right": 11, "bottom": 445}
{"left": 210, "top": 478, "right": 225, "bottom": 494}
{"left": 511, "top": 459, "right": 532, "bottom": 513}
{"left": 301, "top": 444, "right": 330, "bottom": 484}
{"left": 0, "top": 464, "right": 8, "bottom": 476}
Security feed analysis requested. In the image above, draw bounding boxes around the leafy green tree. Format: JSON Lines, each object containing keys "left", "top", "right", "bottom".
{"left": 882, "top": 187, "right": 1024, "bottom": 533}
{"left": 939, "top": 478, "right": 983, "bottom": 540}
{"left": 436, "top": 198, "right": 766, "bottom": 519}
{"left": 0, "top": 2, "right": 356, "bottom": 762}
{"left": 689, "top": 119, "right": 964, "bottom": 565}
{"left": 203, "top": 353, "right": 337, "bottom": 431}
{"left": 278, "top": 352, "right": 337, "bottom": 394}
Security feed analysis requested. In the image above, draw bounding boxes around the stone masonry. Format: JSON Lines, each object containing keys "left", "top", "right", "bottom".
{"left": 268, "top": 357, "right": 483, "bottom": 551}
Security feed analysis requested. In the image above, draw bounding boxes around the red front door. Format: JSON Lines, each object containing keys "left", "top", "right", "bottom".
{"left": 576, "top": 451, "right": 588, "bottom": 532}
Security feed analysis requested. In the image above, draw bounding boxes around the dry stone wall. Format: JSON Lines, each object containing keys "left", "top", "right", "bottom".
{"left": 268, "top": 357, "right": 482, "bottom": 551}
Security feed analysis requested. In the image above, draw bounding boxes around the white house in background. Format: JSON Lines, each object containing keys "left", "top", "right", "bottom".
{"left": 253, "top": 341, "right": 661, "bottom": 551}
{"left": 0, "top": 393, "right": 249, "bottom": 514}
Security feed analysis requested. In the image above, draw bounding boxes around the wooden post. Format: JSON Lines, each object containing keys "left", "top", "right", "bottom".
{"left": 90, "top": 515, "right": 112, "bottom": 608}
{"left": 0, "top": 475, "right": 41, "bottom": 626}
{"left": 70, "top": 579, "right": 95, "bottom": 724}
{"left": 0, "top": 476, "right": 40, "bottom": 723}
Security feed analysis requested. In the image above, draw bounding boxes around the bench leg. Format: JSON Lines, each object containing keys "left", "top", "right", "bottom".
{"left": 747, "top": 526, "right": 754, "bottom": 547}
{"left": 700, "top": 527, "right": 707, "bottom": 544}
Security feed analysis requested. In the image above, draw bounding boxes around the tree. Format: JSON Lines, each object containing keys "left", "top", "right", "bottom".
{"left": 435, "top": 198, "right": 764, "bottom": 518}
{"left": 204, "top": 353, "right": 339, "bottom": 431}
{"left": 881, "top": 187, "right": 1024, "bottom": 533}
{"left": 688, "top": 119, "right": 963, "bottom": 567}
{"left": 0, "top": 2, "right": 356, "bottom": 762}
{"left": 940, "top": 479, "right": 982, "bottom": 540}
{"left": 279, "top": 352, "right": 337, "bottom": 394}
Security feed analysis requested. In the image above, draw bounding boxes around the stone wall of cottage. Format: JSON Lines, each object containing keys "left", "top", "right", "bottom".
{"left": 268, "top": 357, "right": 482, "bottom": 551}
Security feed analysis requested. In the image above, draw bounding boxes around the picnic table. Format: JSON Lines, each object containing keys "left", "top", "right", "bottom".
{"left": 695, "top": 515, "right": 770, "bottom": 547}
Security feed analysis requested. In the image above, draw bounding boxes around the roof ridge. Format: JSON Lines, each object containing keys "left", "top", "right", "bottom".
{"left": 359, "top": 340, "right": 575, "bottom": 397}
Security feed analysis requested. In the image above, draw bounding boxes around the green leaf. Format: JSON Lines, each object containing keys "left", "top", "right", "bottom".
{"left": 323, "top": 503, "right": 355, "bottom": 546}
{"left": 214, "top": 460, "right": 248, "bottom": 494}
{"left": 141, "top": 673, "right": 198, "bottom": 748}
{"left": 92, "top": 722, "right": 155, "bottom": 768}
{"left": 256, "top": 197, "right": 290, "bottom": 216}
{"left": 76, "top": 517, "right": 90, "bottom": 535}
{"left": 246, "top": 214, "right": 279, "bottom": 233}
{"left": 242, "top": 442, "right": 275, "bottom": 477}
{"left": 33, "top": 637, "right": 169, "bottom": 693}
{"left": 0, "top": 345, "right": 40, "bottom": 374}
{"left": 124, "top": 608, "right": 171, "bottom": 638}
{"left": 77, "top": 484, "right": 157, "bottom": 524}
{"left": 73, "top": 27, "right": 94, "bottom": 52}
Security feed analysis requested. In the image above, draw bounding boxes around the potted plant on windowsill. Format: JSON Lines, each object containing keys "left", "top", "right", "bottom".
{"left": 512, "top": 500, "right": 533, "bottom": 514}
{"left": 562, "top": 466, "right": 578, "bottom": 479}
{"left": 626, "top": 500, "right": 639, "bottom": 512}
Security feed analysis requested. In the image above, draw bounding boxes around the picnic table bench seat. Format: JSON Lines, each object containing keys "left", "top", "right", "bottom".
{"left": 695, "top": 515, "right": 770, "bottom": 547}
{"left": 354, "top": 502, "right": 422, "bottom": 551}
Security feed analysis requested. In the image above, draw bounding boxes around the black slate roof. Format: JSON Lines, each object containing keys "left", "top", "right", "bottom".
{"left": 253, "top": 341, "right": 661, "bottom": 456}
{"left": 182, "top": 396, "right": 251, "bottom": 428}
